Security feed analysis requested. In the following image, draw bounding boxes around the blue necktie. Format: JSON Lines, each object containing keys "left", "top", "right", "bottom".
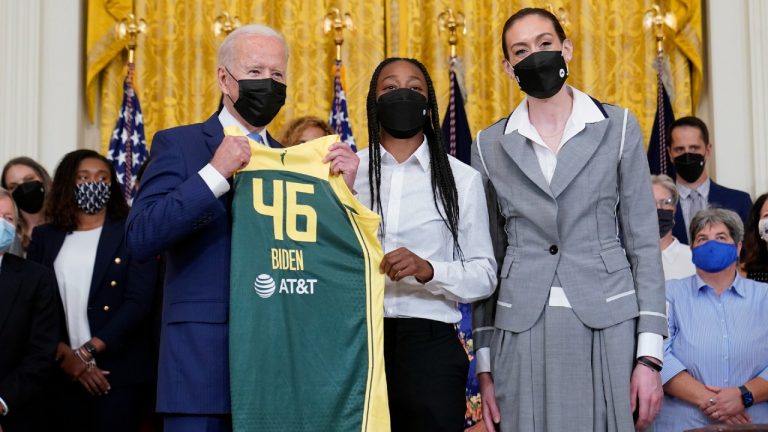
{"left": 248, "top": 132, "right": 265, "bottom": 145}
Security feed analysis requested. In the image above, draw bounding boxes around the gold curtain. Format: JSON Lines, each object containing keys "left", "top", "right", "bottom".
{"left": 90, "top": 0, "right": 702, "bottom": 154}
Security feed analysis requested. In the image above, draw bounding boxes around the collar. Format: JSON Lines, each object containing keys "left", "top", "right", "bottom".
{"left": 694, "top": 271, "right": 745, "bottom": 297}
{"left": 218, "top": 106, "right": 268, "bottom": 144}
{"left": 503, "top": 86, "right": 606, "bottom": 147}
{"left": 379, "top": 136, "right": 430, "bottom": 172}
{"left": 677, "top": 178, "right": 711, "bottom": 200}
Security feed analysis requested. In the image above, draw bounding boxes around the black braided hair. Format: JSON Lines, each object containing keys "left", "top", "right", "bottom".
{"left": 366, "top": 57, "right": 464, "bottom": 261}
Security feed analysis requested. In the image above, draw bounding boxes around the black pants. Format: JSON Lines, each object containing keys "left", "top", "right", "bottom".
{"left": 52, "top": 378, "right": 149, "bottom": 432}
{"left": 384, "top": 317, "right": 469, "bottom": 432}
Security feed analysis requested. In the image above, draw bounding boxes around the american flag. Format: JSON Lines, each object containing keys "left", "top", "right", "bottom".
{"left": 329, "top": 60, "right": 357, "bottom": 151}
{"left": 108, "top": 62, "right": 148, "bottom": 201}
{"left": 647, "top": 54, "right": 676, "bottom": 177}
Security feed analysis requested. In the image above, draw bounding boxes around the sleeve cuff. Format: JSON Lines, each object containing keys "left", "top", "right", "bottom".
{"left": 0, "top": 396, "right": 8, "bottom": 416}
{"left": 660, "top": 353, "right": 687, "bottom": 385}
{"left": 198, "top": 163, "right": 230, "bottom": 198}
{"left": 636, "top": 332, "right": 663, "bottom": 362}
{"left": 758, "top": 366, "right": 768, "bottom": 382}
{"left": 475, "top": 347, "right": 491, "bottom": 374}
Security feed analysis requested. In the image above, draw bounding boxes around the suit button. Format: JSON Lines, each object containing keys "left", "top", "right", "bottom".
{"left": 549, "top": 245, "right": 558, "bottom": 255}
{"left": 110, "top": 280, "right": 118, "bottom": 287}
{"left": 114, "top": 257, "right": 122, "bottom": 264}
{"left": 103, "top": 305, "right": 110, "bottom": 311}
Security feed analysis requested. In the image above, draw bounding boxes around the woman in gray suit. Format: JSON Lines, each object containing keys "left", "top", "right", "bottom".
{"left": 472, "top": 8, "right": 667, "bottom": 432}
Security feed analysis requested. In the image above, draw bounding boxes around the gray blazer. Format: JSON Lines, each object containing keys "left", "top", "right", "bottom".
{"left": 471, "top": 99, "right": 667, "bottom": 352}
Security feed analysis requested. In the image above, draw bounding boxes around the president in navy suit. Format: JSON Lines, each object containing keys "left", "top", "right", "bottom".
{"left": 126, "top": 24, "right": 360, "bottom": 432}
{"left": 668, "top": 116, "right": 752, "bottom": 244}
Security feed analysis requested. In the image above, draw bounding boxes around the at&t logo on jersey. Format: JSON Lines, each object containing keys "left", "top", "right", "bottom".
{"left": 254, "top": 274, "right": 277, "bottom": 298}
{"left": 253, "top": 274, "right": 318, "bottom": 298}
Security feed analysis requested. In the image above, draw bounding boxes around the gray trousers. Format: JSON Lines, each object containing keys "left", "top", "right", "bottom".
{"left": 491, "top": 304, "right": 637, "bottom": 432}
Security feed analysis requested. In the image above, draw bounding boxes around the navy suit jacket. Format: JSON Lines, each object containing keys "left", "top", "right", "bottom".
{"left": 673, "top": 180, "right": 753, "bottom": 244}
{"left": 27, "top": 217, "right": 158, "bottom": 387}
{"left": 126, "top": 113, "right": 280, "bottom": 414}
{"left": 0, "top": 253, "right": 59, "bottom": 432}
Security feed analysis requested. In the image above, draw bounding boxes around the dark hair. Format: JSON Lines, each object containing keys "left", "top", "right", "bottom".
{"left": 501, "top": 8, "right": 567, "bottom": 60}
{"left": 668, "top": 116, "right": 710, "bottom": 147}
{"left": 2, "top": 156, "right": 53, "bottom": 192}
{"left": 47, "top": 150, "right": 129, "bottom": 231}
{"left": 280, "top": 116, "right": 334, "bottom": 147}
{"left": 366, "top": 57, "right": 463, "bottom": 259}
{"left": 742, "top": 193, "right": 768, "bottom": 273}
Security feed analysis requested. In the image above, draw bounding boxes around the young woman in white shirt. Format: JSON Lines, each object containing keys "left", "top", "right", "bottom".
{"left": 27, "top": 150, "right": 158, "bottom": 432}
{"left": 354, "top": 57, "right": 496, "bottom": 432}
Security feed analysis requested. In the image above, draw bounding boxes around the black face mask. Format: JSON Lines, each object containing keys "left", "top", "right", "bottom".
{"left": 657, "top": 208, "right": 675, "bottom": 238}
{"left": 673, "top": 153, "right": 705, "bottom": 183}
{"left": 12, "top": 180, "right": 45, "bottom": 213}
{"left": 512, "top": 50, "right": 569, "bottom": 99}
{"left": 226, "top": 69, "right": 286, "bottom": 127}
{"left": 376, "top": 89, "right": 428, "bottom": 139}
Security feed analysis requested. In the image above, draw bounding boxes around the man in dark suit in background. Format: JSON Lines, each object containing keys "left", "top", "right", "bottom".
{"left": 668, "top": 116, "right": 753, "bottom": 244}
{"left": 0, "top": 188, "right": 59, "bottom": 432}
{"left": 127, "top": 23, "right": 359, "bottom": 432}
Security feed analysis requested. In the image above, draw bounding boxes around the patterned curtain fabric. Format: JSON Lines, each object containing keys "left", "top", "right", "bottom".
{"left": 90, "top": 0, "right": 702, "bottom": 154}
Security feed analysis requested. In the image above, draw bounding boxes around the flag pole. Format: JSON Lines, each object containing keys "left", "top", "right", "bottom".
{"left": 213, "top": 11, "right": 241, "bottom": 38}
{"left": 323, "top": 8, "right": 354, "bottom": 63}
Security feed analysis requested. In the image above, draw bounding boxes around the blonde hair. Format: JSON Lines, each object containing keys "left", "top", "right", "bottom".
{"left": 279, "top": 116, "right": 333, "bottom": 147}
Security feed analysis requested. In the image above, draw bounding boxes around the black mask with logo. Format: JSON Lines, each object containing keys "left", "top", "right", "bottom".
{"left": 226, "top": 68, "right": 286, "bottom": 127}
{"left": 512, "top": 50, "right": 569, "bottom": 99}
{"left": 673, "top": 153, "right": 705, "bottom": 183}
{"left": 11, "top": 180, "right": 45, "bottom": 214}
{"left": 376, "top": 89, "right": 428, "bottom": 139}
{"left": 657, "top": 208, "right": 675, "bottom": 238}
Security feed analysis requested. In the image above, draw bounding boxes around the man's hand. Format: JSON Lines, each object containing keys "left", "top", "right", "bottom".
{"left": 210, "top": 136, "right": 251, "bottom": 178}
{"left": 630, "top": 362, "right": 663, "bottom": 430}
{"left": 322, "top": 142, "right": 359, "bottom": 191}
{"left": 478, "top": 372, "right": 501, "bottom": 432}
{"left": 703, "top": 386, "right": 746, "bottom": 422}
{"left": 77, "top": 367, "right": 111, "bottom": 396}
{"left": 380, "top": 247, "right": 433, "bottom": 283}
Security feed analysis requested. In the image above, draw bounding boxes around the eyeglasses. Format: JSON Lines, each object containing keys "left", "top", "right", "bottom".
{"left": 655, "top": 197, "right": 675, "bottom": 208}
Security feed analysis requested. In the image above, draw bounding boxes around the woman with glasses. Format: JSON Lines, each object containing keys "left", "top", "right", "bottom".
{"left": 652, "top": 174, "right": 696, "bottom": 280}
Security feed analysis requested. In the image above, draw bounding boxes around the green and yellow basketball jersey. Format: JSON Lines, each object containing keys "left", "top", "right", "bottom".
{"left": 228, "top": 130, "right": 389, "bottom": 432}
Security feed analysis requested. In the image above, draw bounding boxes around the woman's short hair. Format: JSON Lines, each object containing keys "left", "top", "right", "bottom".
{"left": 279, "top": 116, "right": 333, "bottom": 147}
{"left": 0, "top": 187, "right": 19, "bottom": 223}
{"left": 689, "top": 208, "right": 744, "bottom": 244}
{"left": 651, "top": 174, "right": 679, "bottom": 207}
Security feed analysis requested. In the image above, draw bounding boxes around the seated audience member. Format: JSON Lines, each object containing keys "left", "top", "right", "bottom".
{"left": 653, "top": 174, "right": 695, "bottom": 280}
{"left": 1, "top": 157, "right": 52, "bottom": 255}
{"left": 656, "top": 208, "right": 768, "bottom": 431}
{"left": 667, "top": 116, "right": 752, "bottom": 244}
{"left": 0, "top": 188, "right": 60, "bottom": 432}
{"left": 279, "top": 115, "right": 333, "bottom": 147}
{"left": 741, "top": 192, "right": 768, "bottom": 283}
{"left": 27, "top": 150, "right": 158, "bottom": 432}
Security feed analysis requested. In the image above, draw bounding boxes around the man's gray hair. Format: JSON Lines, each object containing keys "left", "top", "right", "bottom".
{"left": 651, "top": 174, "right": 679, "bottom": 207}
{"left": 217, "top": 24, "right": 288, "bottom": 69}
{"left": 689, "top": 207, "right": 744, "bottom": 244}
{"left": 0, "top": 187, "right": 19, "bottom": 224}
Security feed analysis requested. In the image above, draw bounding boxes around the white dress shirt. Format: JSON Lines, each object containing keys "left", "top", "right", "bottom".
{"left": 476, "top": 86, "right": 663, "bottom": 374}
{"left": 661, "top": 237, "right": 696, "bottom": 281}
{"left": 54, "top": 227, "right": 102, "bottom": 348}
{"left": 198, "top": 106, "right": 272, "bottom": 198}
{"left": 355, "top": 139, "right": 497, "bottom": 324}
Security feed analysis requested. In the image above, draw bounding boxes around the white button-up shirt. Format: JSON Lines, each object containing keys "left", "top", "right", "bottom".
{"left": 355, "top": 139, "right": 497, "bottom": 324}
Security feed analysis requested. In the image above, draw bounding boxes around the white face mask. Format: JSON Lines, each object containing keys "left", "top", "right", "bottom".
{"left": 759, "top": 217, "right": 768, "bottom": 243}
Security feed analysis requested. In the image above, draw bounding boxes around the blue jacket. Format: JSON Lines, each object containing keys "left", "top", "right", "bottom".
{"left": 27, "top": 217, "right": 157, "bottom": 387}
{"left": 673, "top": 180, "right": 753, "bottom": 244}
{"left": 126, "top": 113, "right": 279, "bottom": 414}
